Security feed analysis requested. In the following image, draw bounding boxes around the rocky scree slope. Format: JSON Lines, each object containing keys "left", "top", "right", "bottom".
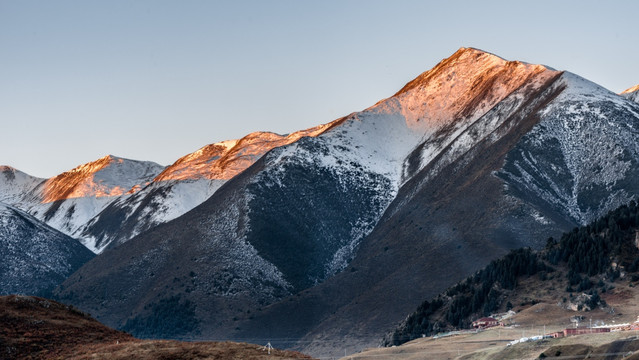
{"left": 55, "top": 48, "right": 639, "bottom": 357}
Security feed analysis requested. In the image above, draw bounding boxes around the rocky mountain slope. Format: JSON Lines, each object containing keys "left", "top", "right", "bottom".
{"left": 54, "top": 48, "right": 639, "bottom": 357}
{"left": 0, "top": 202, "right": 94, "bottom": 296}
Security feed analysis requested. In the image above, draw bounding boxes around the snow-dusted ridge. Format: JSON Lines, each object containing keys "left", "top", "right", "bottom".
{"left": 155, "top": 124, "right": 332, "bottom": 182}
{"left": 1, "top": 156, "right": 165, "bottom": 252}
{"left": 74, "top": 124, "right": 337, "bottom": 253}
{"left": 39, "top": 154, "right": 164, "bottom": 202}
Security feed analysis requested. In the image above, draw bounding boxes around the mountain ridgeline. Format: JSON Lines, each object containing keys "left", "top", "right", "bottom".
{"left": 385, "top": 199, "right": 639, "bottom": 346}
{"left": 3, "top": 48, "right": 639, "bottom": 358}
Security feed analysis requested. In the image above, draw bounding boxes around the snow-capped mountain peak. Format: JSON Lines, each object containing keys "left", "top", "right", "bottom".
{"left": 41, "top": 155, "right": 164, "bottom": 203}
{"left": 384, "top": 47, "right": 554, "bottom": 130}
{"left": 154, "top": 123, "right": 334, "bottom": 182}
{"left": 315, "top": 47, "right": 560, "bottom": 189}
{"left": 0, "top": 156, "right": 166, "bottom": 252}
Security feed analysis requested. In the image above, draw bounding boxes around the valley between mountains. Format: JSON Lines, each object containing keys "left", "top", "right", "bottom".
{"left": 2, "top": 47, "right": 639, "bottom": 358}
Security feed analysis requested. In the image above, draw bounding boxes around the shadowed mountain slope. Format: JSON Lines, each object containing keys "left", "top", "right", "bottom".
{"left": 0, "top": 203, "right": 94, "bottom": 297}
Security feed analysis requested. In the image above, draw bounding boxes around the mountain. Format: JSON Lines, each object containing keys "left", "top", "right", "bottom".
{"left": 54, "top": 48, "right": 639, "bottom": 357}
{"left": 76, "top": 125, "right": 333, "bottom": 252}
{"left": 3, "top": 128, "right": 338, "bottom": 255}
{"left": 0, "top": 155, "right": 165, "bottom": 252}
{"left": 621, "top": 84, "right": 639, "bottom": 103}
{"left": 0, "top": 202, "right": 94, "bottom": 296}
{"left": 282, "top": 69, "right": 639, "bottom": 357}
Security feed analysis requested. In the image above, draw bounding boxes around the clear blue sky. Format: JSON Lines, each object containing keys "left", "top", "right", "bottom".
{"left": 2, "top": 0, "right": 638, "bottom": 178}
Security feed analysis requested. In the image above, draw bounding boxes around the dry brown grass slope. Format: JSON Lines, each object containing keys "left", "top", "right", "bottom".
{"left": 0, "top": 295, "right": 314, "bottom": 360}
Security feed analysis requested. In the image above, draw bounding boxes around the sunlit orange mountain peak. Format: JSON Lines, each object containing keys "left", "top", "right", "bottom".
{"left": 41, "top": 155, "right": 164, "bottom": 203}
{"left": 372, "top": 47, "right": 556, "bottom": 133}
{"left": 621, "top": 84, "right": 639, "bottom": 103}
{"left": 621, "top": 84, "right": 639, "bottom": 94}
{"left": 154, "top": 122, "right": 335, "bottom": 182}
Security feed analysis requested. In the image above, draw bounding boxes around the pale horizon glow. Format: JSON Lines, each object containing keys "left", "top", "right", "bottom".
{"left": 2, "top": 0, "right": 638, "bottom": 178}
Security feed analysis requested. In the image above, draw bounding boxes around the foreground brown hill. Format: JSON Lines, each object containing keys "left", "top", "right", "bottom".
{"left": 0, "top": 295, "right": 132, "bottom": 359}
{"left": 0, "top": 295, "right": 314, "bottom": 360}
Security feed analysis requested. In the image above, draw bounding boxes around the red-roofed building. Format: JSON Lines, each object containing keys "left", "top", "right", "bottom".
{"left": 472, "top": 317, "right": 499, "bottom": 329}
{"left": 564, "top": 327, "right": 609, "bottom": 336}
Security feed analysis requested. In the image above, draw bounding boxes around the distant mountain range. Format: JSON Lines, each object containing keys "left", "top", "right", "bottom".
{"left": 2, "top": 47, "right": 639, "bottom": 358}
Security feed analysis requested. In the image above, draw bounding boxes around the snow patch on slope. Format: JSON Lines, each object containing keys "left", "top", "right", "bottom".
{"left": 78, "top": 178, "right": 226, "bottom": 253}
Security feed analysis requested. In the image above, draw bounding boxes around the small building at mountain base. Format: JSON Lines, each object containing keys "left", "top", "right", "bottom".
{"left": 472, "top": 317, "right": 499, "bottom": 329}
